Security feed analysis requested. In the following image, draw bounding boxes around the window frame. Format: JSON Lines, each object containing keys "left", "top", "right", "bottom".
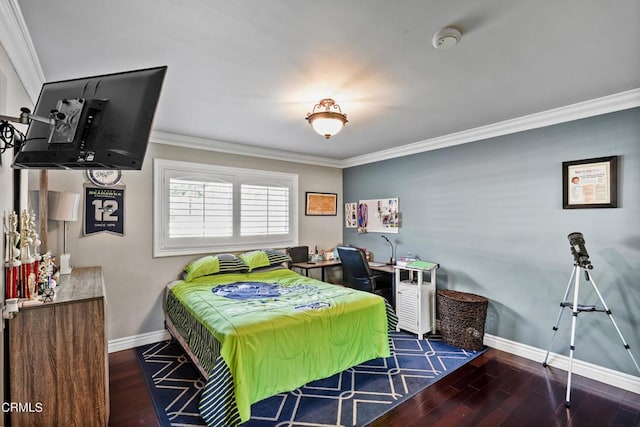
{"left": 153, "top": 158, "right": 298, "bottom": 257}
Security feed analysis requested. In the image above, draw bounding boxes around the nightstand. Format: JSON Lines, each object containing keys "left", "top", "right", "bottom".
{"left": 394, "top": 262, "right": 438, "bottom": 339}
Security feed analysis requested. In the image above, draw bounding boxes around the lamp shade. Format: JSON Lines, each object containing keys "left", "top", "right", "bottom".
{"left": 48, "top": 191, "right": 81, "bottom": 222}
{"left": 306, "top": 99, "right": 348, "bottom": 139}
{"left": 310, "top": 114, "right": 346, "bottom": 138}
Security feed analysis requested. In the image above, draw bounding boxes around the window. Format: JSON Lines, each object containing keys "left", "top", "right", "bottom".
{"left": 154, "top": 159, "right": 298, "bottom": 257}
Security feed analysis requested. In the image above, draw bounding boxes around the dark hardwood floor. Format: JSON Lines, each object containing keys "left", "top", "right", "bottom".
{"left": 108, "top": 349, "right": 160, "bottom": 427}
{"left": 108, "top": 346, "right": 640, "bottom": 427}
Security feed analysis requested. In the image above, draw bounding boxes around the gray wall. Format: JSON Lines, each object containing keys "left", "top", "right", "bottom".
{"left": 343, "top": 108, "right": 640, "bottom": 375}
{"left": 43, "top": 142, "right": 344, "bottom": 341}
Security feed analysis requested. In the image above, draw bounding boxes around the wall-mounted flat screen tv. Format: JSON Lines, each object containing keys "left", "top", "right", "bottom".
{"left": 12, "top": 65, "right": 167, "bottom": 170}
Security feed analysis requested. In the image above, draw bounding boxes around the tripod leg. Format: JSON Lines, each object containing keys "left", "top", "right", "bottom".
{"left": 586, "top": 272, "right": 640, "bottom": 375}
{"left": 543, "top": 266, "right": 577, "bottom": 367}
{"left": 565, "top": 266, "right": 582, "bottom": 408}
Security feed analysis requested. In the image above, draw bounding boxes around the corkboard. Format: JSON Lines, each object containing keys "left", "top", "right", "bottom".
{"left": 305, "top": 192, "right": 337, "bottom": 216}
{"left": 357, "top": 197, "right": 399, "bottom": 233}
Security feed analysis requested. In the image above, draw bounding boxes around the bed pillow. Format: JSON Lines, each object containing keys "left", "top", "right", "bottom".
{"left": 182, "top": 253, "right": 248, "bottom": 281}
{"left": 182, "top": 255, "right": 219, "bottom": 282}
{"left": 239, "top": 250, "right": 271, "bottom": 271}
{"left": 264, "top": 249, "right": 292, "bottom": 266}
{"left": 240, "top": 249, "right": 292, "bottom": 271}
{"left": 217, "top": 253, "right": 250, "bottom": 273}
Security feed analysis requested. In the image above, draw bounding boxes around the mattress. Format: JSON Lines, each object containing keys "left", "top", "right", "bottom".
{"left": 165, "top": 267, "right": 395, "bottom": 426}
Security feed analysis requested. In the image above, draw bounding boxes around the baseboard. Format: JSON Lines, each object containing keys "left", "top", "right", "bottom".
{"left": 108, "top": 329, "right": 639, "bottom": 394}
{"left": 108, "top": 329, "right": 171, "bottom": 354}
{"left": 483, "top": 333, "right": 640, "bottom": 394}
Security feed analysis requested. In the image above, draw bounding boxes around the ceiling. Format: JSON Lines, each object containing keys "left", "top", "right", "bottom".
{"left": 10, "top": 0, "right": 640, "bottom": 164}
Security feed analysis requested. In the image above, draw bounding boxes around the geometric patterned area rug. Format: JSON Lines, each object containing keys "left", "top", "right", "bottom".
{"left": 135, "top": 331, "right": 484, "bottom": 426}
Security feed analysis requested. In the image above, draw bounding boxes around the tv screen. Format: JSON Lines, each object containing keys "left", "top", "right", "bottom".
{"left": 12, "top": 65, "right": 167, "bottom": 170}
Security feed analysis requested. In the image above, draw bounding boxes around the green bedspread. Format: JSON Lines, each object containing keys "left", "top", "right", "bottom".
{"left": 168, "top": 268, "right": 390, "bottom": 422}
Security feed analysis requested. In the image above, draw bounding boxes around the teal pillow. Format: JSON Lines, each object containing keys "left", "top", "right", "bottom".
{"left": 183, "top": 256, "right": 220, "bottom": 282}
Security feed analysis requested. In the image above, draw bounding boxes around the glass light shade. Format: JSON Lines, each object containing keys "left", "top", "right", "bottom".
{"left": 310, "top": 114, "right": 345, "bottom": 139}
{"left": 306, "top": 98, "right": 348, "bottom": 139}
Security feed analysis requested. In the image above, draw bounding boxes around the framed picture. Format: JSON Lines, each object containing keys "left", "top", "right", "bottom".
{"left": 562, "top": 156, "right": 618, "bottom": 209}
{"left": 345, "top": 202, "right": 357, "bottom": 228}
{"left": 305, "top": 192, "right": 337, "bottom": 216}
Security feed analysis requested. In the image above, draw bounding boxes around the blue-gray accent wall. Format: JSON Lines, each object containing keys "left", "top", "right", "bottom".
{"left": 343, "top": 107, "right": 640, "bottom": 375}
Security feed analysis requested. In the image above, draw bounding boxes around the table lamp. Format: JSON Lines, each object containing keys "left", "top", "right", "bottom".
{"left": 48, "top": 191, "right": 81, "bottom": 274}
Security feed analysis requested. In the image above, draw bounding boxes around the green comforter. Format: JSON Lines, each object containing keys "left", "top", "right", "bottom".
{"left": 168, "top": 268, "right": 390, "bottom": 422}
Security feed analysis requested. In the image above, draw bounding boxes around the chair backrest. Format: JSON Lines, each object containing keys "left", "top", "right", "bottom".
{"left": 336, "top": 246, "right": 373, "bottom": 291}
{"left": 286, "top": 246, "right": 309, "bottom": 263}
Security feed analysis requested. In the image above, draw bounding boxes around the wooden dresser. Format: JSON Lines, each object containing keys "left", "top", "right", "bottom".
{"left": 9, "top": 266, "right": 109, "bottom": 426}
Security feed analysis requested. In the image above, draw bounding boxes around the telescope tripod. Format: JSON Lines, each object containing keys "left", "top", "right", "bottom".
{"left": 543, "top": 263, "right": 640, "bottom": 408}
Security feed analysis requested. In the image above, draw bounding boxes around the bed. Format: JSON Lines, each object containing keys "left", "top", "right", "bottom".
{"left": 164, "top": 251, "right": 396, "bottom": 426}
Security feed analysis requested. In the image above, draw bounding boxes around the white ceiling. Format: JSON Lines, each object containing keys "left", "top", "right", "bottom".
{"left": 10, "top": 0, "right": 640, "bottom": 164}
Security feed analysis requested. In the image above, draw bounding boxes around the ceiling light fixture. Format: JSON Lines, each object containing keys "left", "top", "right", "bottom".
{"left": 306, "top": 98, "right": 348, "bottom": 139}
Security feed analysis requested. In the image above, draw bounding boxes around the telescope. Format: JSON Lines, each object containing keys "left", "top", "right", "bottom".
{"left": 545, "top": 232, "right": 640, "bottom": 408}
{"left": 568, "top": 232, "right": 593, "bottom": 269}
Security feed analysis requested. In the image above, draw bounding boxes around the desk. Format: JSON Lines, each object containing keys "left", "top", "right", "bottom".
{"left": 369, "top": 264, "right": 399, "bottom": 305}
{"left": 368, "top": 263, "right": 395, "bottom": 274}
{"left": 290, "top": 259, "right": 341, "bottom": 282}
{"left": 290, "top": 260, "right": 396, "bottom": 286}
{"left": 291, "top": 260, "right": 399, "bottom": 306}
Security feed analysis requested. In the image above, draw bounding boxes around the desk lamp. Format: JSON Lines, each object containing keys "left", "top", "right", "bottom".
{"left": 380, "top": 235, "right": 395, "bottom": 265}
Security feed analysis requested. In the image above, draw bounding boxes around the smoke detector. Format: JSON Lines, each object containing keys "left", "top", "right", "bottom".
{"left": 432, "top": 27, "right": 462, "bottom": 50}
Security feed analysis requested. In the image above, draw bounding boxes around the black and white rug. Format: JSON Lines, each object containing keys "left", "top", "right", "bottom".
{"left": 135, "top": 331, "right": 483, "bottom": 426}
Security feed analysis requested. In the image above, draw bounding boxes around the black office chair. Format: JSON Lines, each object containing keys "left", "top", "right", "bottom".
{"left": 337, "top": 246, "right": 392, "bottom": 303}
{"left": 286, "top": 246, "right": 309, "bottom": 273}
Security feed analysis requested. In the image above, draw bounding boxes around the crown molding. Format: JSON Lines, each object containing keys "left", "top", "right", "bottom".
{"left": 151, "top": 89, "right": 639, "bottom": 169}
{"left": 150, "top": 130, "right": 343, "bottom": 169}
{"left": 0, "top": 0, "right": 45, "bottom": 103}
{"left": 342, "top": 88, "right": 640, "bottom": 168}
{"left": 4, "top": 0, "right": 636, "bottom": 169}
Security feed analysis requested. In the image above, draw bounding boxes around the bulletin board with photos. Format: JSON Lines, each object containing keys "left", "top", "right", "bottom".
{"left": 345, "top": 198, "right": 399, "bottom": 233}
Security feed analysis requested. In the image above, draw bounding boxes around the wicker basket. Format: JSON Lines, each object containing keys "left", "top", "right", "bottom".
{"left": 437, "top": 290, "right": 488, "bottom": 351}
